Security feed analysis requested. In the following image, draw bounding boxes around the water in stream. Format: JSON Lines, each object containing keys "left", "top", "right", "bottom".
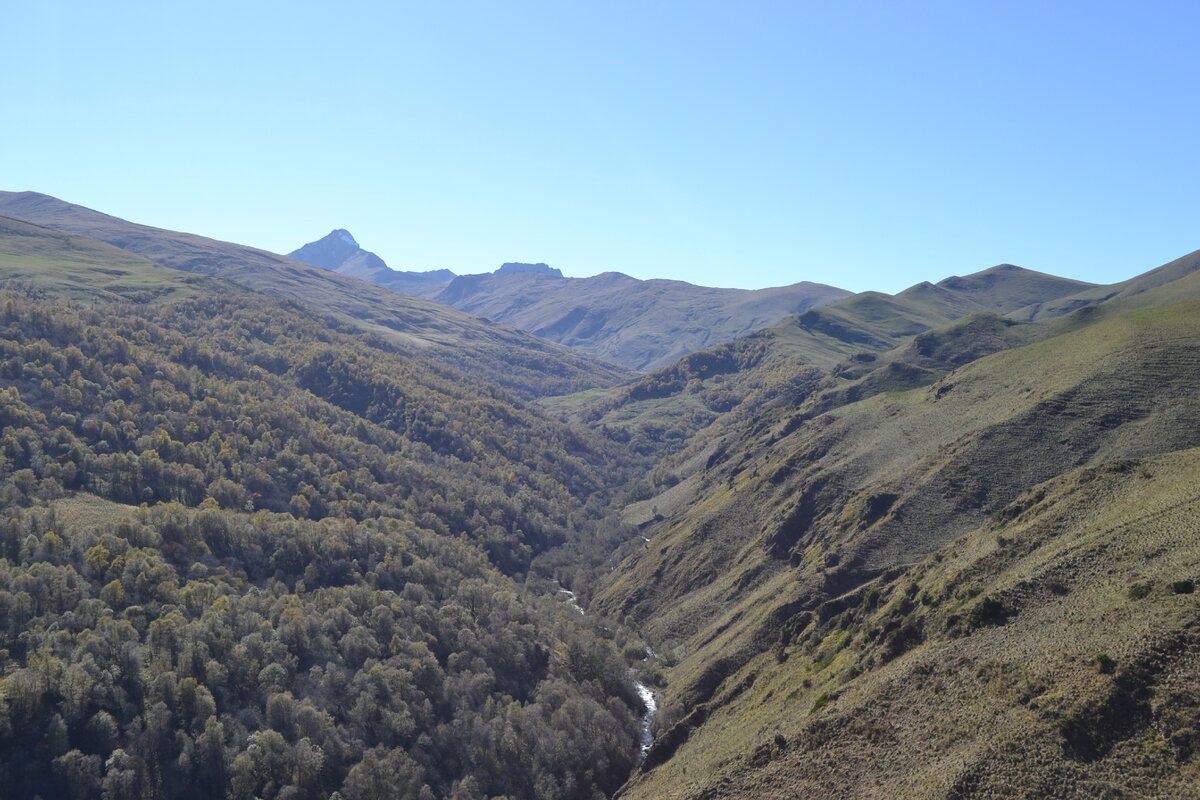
{"left": 557, "top": 584, "right": 657, "bottom": 754}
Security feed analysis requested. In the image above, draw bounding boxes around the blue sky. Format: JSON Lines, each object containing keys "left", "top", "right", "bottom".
{"left": 3, "top": 1, "right": 1197, "bottom": 292}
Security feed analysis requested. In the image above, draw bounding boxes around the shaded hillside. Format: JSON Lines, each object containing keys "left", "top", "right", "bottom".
{"left": 289, "top": 229, "right": 454, "bottom": 298}
{"left": 0, "top": 192, "right": 629, "bottom": 399}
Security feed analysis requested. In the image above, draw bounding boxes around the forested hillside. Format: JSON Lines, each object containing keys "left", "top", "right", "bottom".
{"left": 0, "top": 217, "right": 650, "bottom": 799}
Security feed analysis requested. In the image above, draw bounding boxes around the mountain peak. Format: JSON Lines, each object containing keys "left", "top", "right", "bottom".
{"left": 496, "top": 262, "right": 563, "bottom": 278}
{"left": 288, "top": 229, "right": 459, "bottom": 298}
{"left": 330, "top": 228, "right": 358, "bottom": 248}
{"left": 290, "top": 229, "right": 382, "bottom": 276}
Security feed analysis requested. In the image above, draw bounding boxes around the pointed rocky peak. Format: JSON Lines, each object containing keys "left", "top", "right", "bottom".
{"left": 288, "top": 229, "right": 370, "bottom": 271}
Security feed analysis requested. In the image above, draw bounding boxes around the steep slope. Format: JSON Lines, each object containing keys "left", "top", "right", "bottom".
{"left": 289, "top": 229, "right": 454, "bottom": 298}
{"left": 622, "top": 448, "right": 1200, "bottom": 799}
{"left": 434, "top": 267, "right": 851, "bottom": 371}
{"left": 0, "top": 192, "right": 629, "bottom": 399}
{"left": 596, "top": 292, "right": 1200, "bottom": 799}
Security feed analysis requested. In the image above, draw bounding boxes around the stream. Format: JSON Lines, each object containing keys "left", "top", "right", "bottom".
{"left": 558, "top": 586, "right": 657, "bottom": 754}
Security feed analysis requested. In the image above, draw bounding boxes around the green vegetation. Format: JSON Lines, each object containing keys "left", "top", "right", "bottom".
{"left": 0, "top": 284, "right": 644, "bottom": 799}
{"left": 1127, "top": 581, "right": 1153, "bottom": 601}
{"left": 0, "top": 216, "right": 208, "bottom": 303}
{"left": 603, "top": 255, "right": 1200, "bottom": 798}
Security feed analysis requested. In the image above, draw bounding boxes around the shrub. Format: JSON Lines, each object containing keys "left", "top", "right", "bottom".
{"left": 969, "top": 596, "right": 1010, "bottom": 628}
{"left": 1128, "top": 582, "right": 1153, "bottom": 600}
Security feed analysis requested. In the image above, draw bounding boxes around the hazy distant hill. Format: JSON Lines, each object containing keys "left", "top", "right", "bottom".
{"left": 288, "top": 228, "right": 455, "bottom": 298}
{"left": 0, "top": 192, "right": 629, "bottom": 399}
{"left": 432, "top": 269, "right": 851, "bottom": 371}
{"left": 290, "top": 230, "right": 851, "bottom": 370}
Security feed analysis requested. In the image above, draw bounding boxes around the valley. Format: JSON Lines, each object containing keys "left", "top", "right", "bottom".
{"left": 1, "top": 195, "right": 1199, "bottom": 799}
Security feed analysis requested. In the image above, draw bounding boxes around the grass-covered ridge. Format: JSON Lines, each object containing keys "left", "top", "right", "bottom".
{"left": 0, "top": 215, "right": 209, "bottom": 303}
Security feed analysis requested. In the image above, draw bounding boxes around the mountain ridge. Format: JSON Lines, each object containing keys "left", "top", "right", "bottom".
{"left": 287, "top": 229, "right": 854, "bottom": 370}
{"left": 0, "top": 191, "right": 630, "bottom": 399}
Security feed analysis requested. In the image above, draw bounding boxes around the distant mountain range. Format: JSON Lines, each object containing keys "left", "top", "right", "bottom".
{"left": 0, "top": 192, "right": 628, "bottom": 399}
{"left": 290, "top": 229, "right": 852, "bottom": 370}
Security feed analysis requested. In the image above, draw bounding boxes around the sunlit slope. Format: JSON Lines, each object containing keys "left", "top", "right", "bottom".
{"left": 597, "top": 296, "right": 1200, "bottom": 797}
{"left": 621, "top": 448, "right": 1200, "bottom": 799}
{"left": 600, "top": 297, "right": 1200, "bottom": 643}
{"left": 1014, "top": 246, "right": 1200, "bottom": 321}
{"left": 0, "top": 215, "right": 210, "bottom": 301}
{"left": 0, "top": 191, "right": 629, "bottom": 398}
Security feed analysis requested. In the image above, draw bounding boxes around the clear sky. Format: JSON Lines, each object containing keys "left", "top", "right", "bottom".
{"left": 3, "top": 1, "right": 1197, "bottom": 292}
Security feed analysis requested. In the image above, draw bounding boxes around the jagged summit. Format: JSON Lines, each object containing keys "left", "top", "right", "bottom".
{"left": 496, "top": 261, "right": 563, "bottom": 278}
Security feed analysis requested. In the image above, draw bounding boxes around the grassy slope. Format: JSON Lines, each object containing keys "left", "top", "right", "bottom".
{"left": 623, "top": 448, "right": 1200, "bottom": 799}
{"left": 1013, "top": 247, "right": 1200, "bottom": 322}
{"left": 0, "top": 216, "right": 210, "bottom": 302}
{"left": 599, "top": 295, "right": 1200, "bottom": 798}
{"left": 0, "top": 191, "right": 629, "bottom": 398}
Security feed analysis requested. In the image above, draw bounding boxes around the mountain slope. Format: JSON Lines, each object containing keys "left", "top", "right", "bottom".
{"left": 0, "top": 215, "right": 211, "bottom": 302}
{"left": 1013, "top": 247, "right": 1200, "bottom": 321}
{"left": 594, "top": 274, "right": 1200, "bottom": 798}
{"left": 0, "top": 192, "right": 629, "bottom": 399}
{"left": 550, "top": 264, "right": 1093, "bottom": 464}
{"left": 621, "top": 447, "right": 1200, "bottom": 799}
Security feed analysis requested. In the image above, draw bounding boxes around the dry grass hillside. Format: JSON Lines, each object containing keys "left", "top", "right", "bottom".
{"left": 599, "top": 292, "right": 1200, "bottom": 799}
{"left": 621, "top": 447, "right": 1200, "bottom": 798}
